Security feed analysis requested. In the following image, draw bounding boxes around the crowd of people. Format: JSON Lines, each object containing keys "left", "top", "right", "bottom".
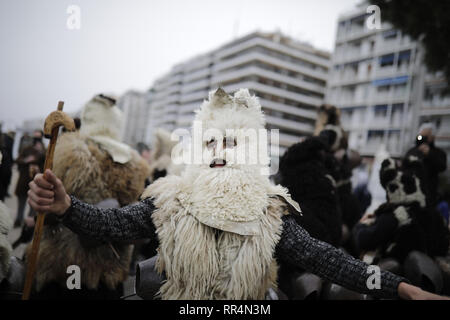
{"left": 0, "top": 89, "right": 449, "bottom": 300}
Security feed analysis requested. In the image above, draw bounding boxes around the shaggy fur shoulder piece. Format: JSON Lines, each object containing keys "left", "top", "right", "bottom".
{"left": 267, "top": 184, "right": 301, "bottom": 215}
{"left": 140, "top": 174, "right": 184, "bottom": 233}
{"left": 53, "top": 131, "right": 150, "bottom": 205}
{"left": 52, "top": 132, "right": 109, "bottom": 204}
{"left": 141, "top": 175, "right": 288, "bottom": 299}
{"left": 0, "top": 201, "right": 12, "bottom": 281}
{"left": 31, "top": 131, "right": 148, "bottom": 292}
{"left": 141, "top": 174, "right": 182, "bottom": 204}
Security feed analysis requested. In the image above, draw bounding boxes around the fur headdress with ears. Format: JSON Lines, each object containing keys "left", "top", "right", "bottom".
{"left": 379, "top": 157, "right": 426, "bottom": 207}
{"left": 80, "top": 94, "right": 123, "bottom": 140}
{"left": 195, "top": 88, "right": 266, "bottom": 131}
{"left": 315, "top": 104, "right": 348, "bottom": 151}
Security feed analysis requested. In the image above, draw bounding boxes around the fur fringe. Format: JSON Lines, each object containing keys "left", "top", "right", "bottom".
{"left": 29, "top": 132, "right": 149, "bottom": 291}
{"left": 142, "top": 176, "right": 289, "bottom": 299}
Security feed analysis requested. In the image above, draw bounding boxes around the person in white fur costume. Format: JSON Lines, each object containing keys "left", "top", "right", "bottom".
{"left": 28, "top": 88, "right": 448, "bottom": 300}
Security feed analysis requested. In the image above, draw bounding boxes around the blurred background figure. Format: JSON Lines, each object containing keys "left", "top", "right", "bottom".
{"left": 13, "top": 130, "right": 45, "bottom": 227}
{"left": 136, "top": 142, "right": 151, "bottom": 187}
{"left": 0, "top": 128, "right": 14, "bottom": 201}
{"left": 404, "top": 123, "right": 447, "bottom": 206}
{"left": 148, "top": 128, "right": 183, "bottom": 183}
{"left": 316, "top": 105, "right": 364, "bottom": 253}
{"left": 136, "top": 142, "right": 151, "bottom": 163}
{"left": 28, "top": 94, "right": 150, "bottom": 300}
{"left": 352, "top": 163, "right": 372, "bottom": 215}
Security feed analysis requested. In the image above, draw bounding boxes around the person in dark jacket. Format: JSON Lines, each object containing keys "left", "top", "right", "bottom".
{"left": 14, "top": 130, "right": 45, "bottom": 227}
{"left": 0, "top": 131, "right": 14, "bottom": 201}
{"left": 404, "top": 123, "right": 447, "bottom": 205}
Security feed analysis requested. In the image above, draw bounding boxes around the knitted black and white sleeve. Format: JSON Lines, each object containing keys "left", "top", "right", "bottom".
{"left": 61, "top": 195, "right": 157, "bottom": 242}
{"left": 276, "top": 214, "right": 409, "bottom": 299}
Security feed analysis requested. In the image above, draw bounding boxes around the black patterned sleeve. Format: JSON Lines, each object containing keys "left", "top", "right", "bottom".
{"left": 61, "top": 195, "right": 157, "bottom": 242}
{"left": 276, "top": 214, "right": 409, "bottom": 299}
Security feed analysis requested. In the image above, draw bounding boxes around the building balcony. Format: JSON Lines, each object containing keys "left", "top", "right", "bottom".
{"left": 336, "top": 27, "right": 377, "bottom": 44}
{"left": 183, "top": 55, "right": 213, "bottom": 73}
{"left": 265, "top": 115, "right": 314, "bottom": 134}
{"left": 420, "top": 105, "right": 450, "bottom": 116}
{"left": 259, "top": 98, "right": 317, "bottom": 120}
{"left": 166, "top": 74, "right": 183, "bottom": 87}
{"left": 222, "top": 80, "right": 323, "bottom": 107}
{"left": 162, "top": 113, "right": 178, "bottom": 123}
{"left": 212, "top": 51, "right": 328, "bottom": 81}
{"left": 179, "top": 101, "right": 201, "bottom": 114}
{"left": 180, "top": 78, "right": 210, "bottom": 94}
{"left": 183, "top": 67, "right": 211, "bottom": 83}
{"left": 214, "top": 35, "right": 330, "bottom": 69}
{"left": 422, "top": 98, "right": 450, "bottom": 109}
{"left": 211, "top": 65, "right": 325, "bottom": 94}
{"left": 328, "top": 72, "right": 371, "bottom": 86}
{"left": 180, "top": 90, "right": 209, "bottom": 104}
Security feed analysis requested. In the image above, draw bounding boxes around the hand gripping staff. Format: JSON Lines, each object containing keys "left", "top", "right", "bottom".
{"left": 22, "top": 101, "right": 75, "bottom": 300}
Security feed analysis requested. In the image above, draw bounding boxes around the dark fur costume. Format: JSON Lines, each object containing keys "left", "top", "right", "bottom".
{"left": 317, "top": 105, "right": 363, "bottom": 230}
{"left": 28, "top": 131, "right": 150, "bottom": 299}
{"left": 278, "top": 137, "right": 342, "bottom": 247}
{"left": 276, "top": 137, "right": 343, "bottom": 298}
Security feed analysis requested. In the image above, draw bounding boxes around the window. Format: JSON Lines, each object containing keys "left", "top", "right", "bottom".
{"left": 379, "top": 54, "right": 395, "bottom": 67}
{"left": 374, "top": 105, "right": 388, "bottom": 117}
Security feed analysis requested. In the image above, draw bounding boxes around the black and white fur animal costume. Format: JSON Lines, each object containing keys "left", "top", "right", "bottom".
{"left": 353, "top": 157, "right": 449, "bottom": 264}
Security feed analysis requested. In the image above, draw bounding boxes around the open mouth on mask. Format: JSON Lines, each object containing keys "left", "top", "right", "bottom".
{"left": 210, "top": 158, "right": 227, "bottom": 168}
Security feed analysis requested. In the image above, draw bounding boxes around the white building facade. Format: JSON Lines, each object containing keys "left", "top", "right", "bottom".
{"left": 419, "top": 72, "right": 450, "bottom": 165}
{"left": 146, "top": 31, "right": 330, "bottom": 156}
{"left": 117, "top": 90, "right": 150, "bottom": 147}
{"left": 326, "top": 7, "right": 426, "bottom": 158}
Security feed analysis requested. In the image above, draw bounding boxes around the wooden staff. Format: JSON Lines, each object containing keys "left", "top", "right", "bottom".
{"left": 22, "top": 101, "right": 75, "bottom": 300}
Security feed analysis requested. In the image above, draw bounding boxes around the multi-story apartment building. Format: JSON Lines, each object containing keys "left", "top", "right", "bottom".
{"left": 117, "top": 90, "right": 150, "bottom": 147}
{"left": 326, "top": 6, "right": 425, "bottom": 158}
{"left": 145, "top": 31, "right": 330, "bottom": 158}
{"left": 419, "top": 72, "right": 450, "bottom": 165}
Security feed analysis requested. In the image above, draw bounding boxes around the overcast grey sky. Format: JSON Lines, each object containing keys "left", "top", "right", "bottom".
{"left": 0, "top": 0, "right": 361, "bottom": 129}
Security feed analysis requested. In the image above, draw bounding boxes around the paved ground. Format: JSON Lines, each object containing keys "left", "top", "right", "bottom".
{"left": 3, "top": 166, "right": 137, "bottom": 298}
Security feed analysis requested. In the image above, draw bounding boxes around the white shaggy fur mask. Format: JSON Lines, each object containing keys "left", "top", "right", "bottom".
{"left": 178, "top": 88, "right": 300, "bottom": 235}
{"left": 196, "top": 88, "right": 266, "bottom": 132}
{"left": 190, "top": 88, "right": 270, "bottom": 173}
